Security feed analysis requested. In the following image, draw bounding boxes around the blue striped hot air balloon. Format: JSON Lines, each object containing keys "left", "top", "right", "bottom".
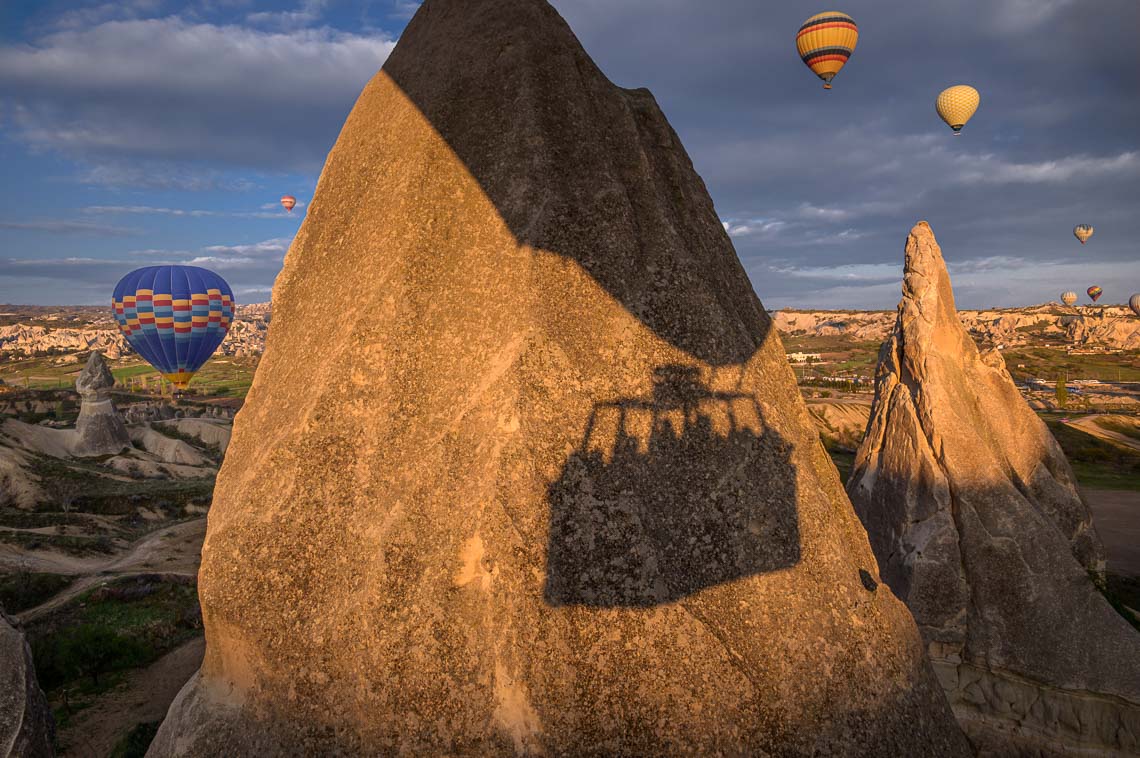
{"left": 112, "top": 266, "right": 235, "bottom": 389}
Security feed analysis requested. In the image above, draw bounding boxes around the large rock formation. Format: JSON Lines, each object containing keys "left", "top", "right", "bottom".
{"left": 848, "top": 222, "right": 1140, "bottom": 756}
{"left": 149, "top": 2, "right": 969, "bottom": 755}
{"left": 74, "top": 351, "right": 129, "bottom": 457}
{"left": 0, "top": 611, "right": 54, "bottom": 757}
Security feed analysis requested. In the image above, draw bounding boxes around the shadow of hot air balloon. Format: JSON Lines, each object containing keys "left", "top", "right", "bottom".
{"left": 544, "top": 365, "right": 801, "bottom": 607}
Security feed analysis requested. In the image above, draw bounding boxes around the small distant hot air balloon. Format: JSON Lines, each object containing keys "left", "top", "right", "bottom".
{"left": 1087, "top": 286, "right": 1103, "bottom": 303}
{"left": 936, "top": 85, "right": 980, "bottom": 135}
{"left": 1061, "top": 291, "right": 1077, "bottom": 306}
{"left": 280, "top": 195, "right": 297, "bottom": 213}
{"left": 796, "top": 12, "right": 858, "bottom": 90}
{"left": 1130, "top": 294, "right": 1140, "bottom": 317}
{"left": 112, "top": 266, "right": 234, "bottom": 390}
{"left": 1073, "top": 224, "right": 1094, "bottom": 244}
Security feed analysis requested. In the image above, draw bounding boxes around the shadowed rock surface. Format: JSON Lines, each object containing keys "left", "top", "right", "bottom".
{"left": 848, "top": 221, "right": 1140, "bottom": 756}
{"left": 149, "top": 2, "right": 968, "bottom": 755}
{"left": 0, "top": 612, "right": 54, "bottom": 758}
{"left": 74, "top": 351, "right": 129, "bottom": 457}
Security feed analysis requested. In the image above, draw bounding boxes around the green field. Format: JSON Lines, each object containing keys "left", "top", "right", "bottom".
{"left": 27, "top": 575, "right": 202, "bottom": 729}
{"left": 1003, "top": 348, "right": 1140, "bottom": 383}
{"left": 1042, "top": 415, "right": 1140, "bottom": 490}
{"left": 0, "top": 354, "right": 258, "bottom": 397}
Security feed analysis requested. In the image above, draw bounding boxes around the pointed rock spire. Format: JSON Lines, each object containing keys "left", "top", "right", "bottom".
{"left": 848, "top": 221, "right": 1140, "bottom": 755}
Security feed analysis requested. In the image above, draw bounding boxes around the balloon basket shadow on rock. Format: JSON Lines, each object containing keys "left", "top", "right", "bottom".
{"left": 544, "top": 364, "right": 801, "bottom": 608}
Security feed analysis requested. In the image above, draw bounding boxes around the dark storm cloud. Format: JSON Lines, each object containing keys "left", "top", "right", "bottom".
{"left": 551, "top": 0, "right": 1140, "bottom": 308}
{"left": 1, "top": 0, "right": 1138, "bottom": 307}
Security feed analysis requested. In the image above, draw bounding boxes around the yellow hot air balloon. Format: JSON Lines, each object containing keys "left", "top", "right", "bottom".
{"left": 936, "top": 85, "right": 980, "bottom": 135}
{"left": 1073, "top": 224, "right": 1093, "bottom": 244}
{"left": 796, "top": 12, "right": 858, "bottom": 90}
{"left": 1061, "top": 291, "right": 1077, "bottom": 306}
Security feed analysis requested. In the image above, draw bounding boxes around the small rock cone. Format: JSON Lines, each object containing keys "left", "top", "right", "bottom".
{"left": 74, "top": 351, "right": 129, "bottom": 457}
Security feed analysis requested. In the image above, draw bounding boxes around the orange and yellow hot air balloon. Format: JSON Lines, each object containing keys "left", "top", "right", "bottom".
{"left": 1073, "top": 224, "right": 1093, "bottom": 244}
{"left": 936, "top": 85, "right": 980, "bottom": 135}
{"left": 796, "top": 12, "right": 858, "bottom": 90}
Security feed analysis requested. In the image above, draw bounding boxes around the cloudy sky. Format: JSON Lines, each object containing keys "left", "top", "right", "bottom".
{"left": 1, "top": 0, "right": 1137, "bottom": 309}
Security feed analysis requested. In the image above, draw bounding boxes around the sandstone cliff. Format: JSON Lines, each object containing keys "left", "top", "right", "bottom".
{"left": 848, "top": 221, "right": 1140, "bottom": 756}
{"left": 149, "top": 2, "right": 969, "bottom": 755}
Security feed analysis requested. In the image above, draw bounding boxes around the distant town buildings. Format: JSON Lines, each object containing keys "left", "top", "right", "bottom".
{"left": 786, "top": 352, "right": 823, "bottom": 364}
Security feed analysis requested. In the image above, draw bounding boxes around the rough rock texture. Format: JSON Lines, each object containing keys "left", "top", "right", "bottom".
{"left": 848, "top": 222, "right": 1140, "bottom": 756}
{"left": 149, "top": 2, "right": 969, "bottom": 755}
{"left": 0, "top": 612, "right": 54, "bottom": 757}
{"left": 74, "top": 351, "right": 129, "bottom": 457}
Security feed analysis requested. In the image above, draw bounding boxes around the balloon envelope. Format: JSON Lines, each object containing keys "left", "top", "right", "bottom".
{"left": 280, "top": 195, "right": 297, "bottom": 213}
{"left": 1087, "top": 286, "right": 1103, "bottom": 303}
{"left": 112, "top": 266, "right": 235, "bottom": 389}
{"left": 1130, "top": 294, "right": 1140, "bottom": 317}
{"left": 796, "top": 12, "right": 858, "bottom": 89}
{"left": 1073, "top": 224, "right": 1093, "bottom": 244}
{"left": 936, "top": 85, "right": 980, "bottom": 134}
{"left": 1061, "top": 291, "right": 1077, "bottom": 306}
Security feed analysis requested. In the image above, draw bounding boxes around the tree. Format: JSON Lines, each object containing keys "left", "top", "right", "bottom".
{"left": 1056, "top": 375, "right": 1068, "bottom": 409}
{"left": 59, "top": 624, "right": 145, "bottom": 688}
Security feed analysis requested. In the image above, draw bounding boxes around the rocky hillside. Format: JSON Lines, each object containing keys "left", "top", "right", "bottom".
{"left": 774, "top": 303, "right": 1140, "bottom": 350}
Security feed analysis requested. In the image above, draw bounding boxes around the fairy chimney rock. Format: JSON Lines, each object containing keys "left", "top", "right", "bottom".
{"left": 148, "top": 2, "right": 969, "bottom": 755}
{"left": 74, "top": 351, "right": 130, "bottom": 457}
{"left": 847, "top": 221, "right": 1140, "bottom": 755}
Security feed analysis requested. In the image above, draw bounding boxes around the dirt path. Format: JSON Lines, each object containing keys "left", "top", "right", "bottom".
{"left": 57, "top": 636, "right": 204, "bottom": 758}
{"left": 14, "top": 518, "right": 206, "bottom": 624}
{"left": 1067, "top": 415, "right": 1140, "bottom": 453}
{"left": 1082, "top": 488, "right": 1140, "bottom": 576}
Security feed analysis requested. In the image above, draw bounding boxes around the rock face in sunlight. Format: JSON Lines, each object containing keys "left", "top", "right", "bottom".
{"left": 74, "top": 351, "right": 129, "bottom": 457}
{"left": 848, "top": 221, "right": 1140, "bottom": 756}
{"left": 0, "top": 612, "right": 54, "bottom": 758}
{"left": 149, "top": 1, "right": 968, "bottom": 755}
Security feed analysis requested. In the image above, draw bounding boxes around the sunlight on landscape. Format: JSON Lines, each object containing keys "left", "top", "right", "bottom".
{"left": 0, "top": 0, "right": 1136, "bottom": 755}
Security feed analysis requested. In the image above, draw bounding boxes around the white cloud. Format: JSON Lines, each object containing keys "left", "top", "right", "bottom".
{"left": 0, "top": 236, "right": 291, "bottom": 304}
{"left": 954, "top": 151, "right": 1139, "bottom": 185}
{"left": 45, "top": 0, "right": 164, "bottom": 32}
{"left": 246, "top": 0, "right": 328, "bottom": 30}
{"left": 990, "top": 0, "right": 1077, "bottom": 33}
{"left": 389, "top": 1, "right": 423, "bottom": 20}
{"left": 0, "top": 219, "right": 139, "bottom": 236}
{"left": 0, "top": 18, "right": 395, "bottom": 175}
{"left": 83, "top": 204, "right": 297, "bottom": 219}
{"left": 722, "top": 219, "right": 785, "bottom": 238}
{"left": 72, "top": 162, "right": 257, "bottom": 191}
{"left": 765, "top": 262, "right": 901, "bottom": 284}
